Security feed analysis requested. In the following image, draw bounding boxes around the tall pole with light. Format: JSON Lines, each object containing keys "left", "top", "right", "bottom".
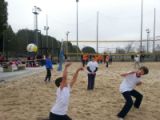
{"left": 76, "top": 0, "right": 79, "bottom": 47}
{"left": 153, "top": 8, "right": 156, "bottom": 53}
{"left": 96, "top": 11, "right": 99, "bottom": 54}
{"left": 140, "top": 0, "right": 143, "bottom": 52}
{"left": 32, "top": 6, "right": 41, "bottom": 46}
{"left": 44, "top": 14, "right": 49, "bottom": 53}
{"left": 76, "top": 0, "right": 79, "bottom": 59}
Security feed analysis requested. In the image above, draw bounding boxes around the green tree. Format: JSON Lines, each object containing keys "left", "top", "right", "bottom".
{"left": 4, "top": 25, "right": 16, "bottom": 52}
{"left": 0, "top": 0, "right": 8, "bottom": 52}
{"left": 82, "top": 46, "right": 96, "bottom": 53}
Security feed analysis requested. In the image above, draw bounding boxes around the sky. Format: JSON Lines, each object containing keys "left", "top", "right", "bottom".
{"left": 5, "top": 0, "right": 160, "bottom": 52}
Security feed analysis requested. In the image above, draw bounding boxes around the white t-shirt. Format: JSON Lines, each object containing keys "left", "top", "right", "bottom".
{"left": 134, "top": 56, "right": 140, "bottom": 62}
{"left": 87, "top": 61, "right": 98, "bottom": 74}
{"left": 120, "top": 73, "right": 141, "bottom": 93}
{"left": 51, "top": 84, "right": 71, "bottom": 115}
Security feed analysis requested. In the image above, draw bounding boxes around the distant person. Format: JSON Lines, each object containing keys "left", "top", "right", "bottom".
{"left": 117, "top": 66, "right": 149, "bottom": 120}
{"left": 131, "top": 55, "right": 134, "bottom": 61}
{"left": 86, "top": 56, "right": 98, "bottom": 90}
{"left": 82, "top": 54, "right": 88, "bottom": 67}
{"left": 134, "top": 55, "right": 140, "bottom": 68}
{"left": 140, "top": 54, "right": 145, "bottom": 62}
{"left": 44, "top": 55, "right": 53, "bottom": 82}
{"left": 103, "top": 54, "right": 106, "bottom": 64}
{"left": 105, "top": 55, "right": 110, "bottom": 68}
{"left": 109, "top": 55, "right": 112, "bottom": 64}
{"left": 49, "top": 63, "right": 83, "bottom": 120}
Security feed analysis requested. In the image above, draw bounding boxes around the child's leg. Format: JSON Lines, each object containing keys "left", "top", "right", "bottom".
{"left": 134, "top": 62, "right": 136, "bottom": 68}
{"left": 49, "top": 112, "right": 58, "bottom": 120}
{"left": 48, "top": 69, "right": 51, "bottom": 82}
{"left": 106, "top": 62, "right": 108, "bottom": 68}
{"left": 87, "top": 74, "right": 92, "bottom": 90}
{"left": 138, "top": 62, "right": 141, "bottom": 68}
{"left": 49, "top": 113, "right": 72, "bottom": 120}
{"left": 90, "top": 74, "right": 96, "bottom": 90}
{"left": 45, "top": 68, "right": 49, "bottom": 81}
{"left": 130, "top": 90, "right": 143, "bottom": 108}
{"left": 117, "top": 91, "right": 133, "bottom": 118}
{"left": 63, "top": 115, "right": 72, "bottom": 120}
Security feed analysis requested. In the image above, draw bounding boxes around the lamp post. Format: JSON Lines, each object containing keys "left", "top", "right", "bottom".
{"left": 66, "top": 31, "right": 70, "bottom": 55}
{"left": 44, "top": 15, "right": 49, "bottom": 54}
{"left": 146, "top": 28, "right": 150, "bottom": 53}
{"left": 96, "top": 11, "right": 99, "bottom": 54}
{"left": 153, "top": 8, "right": 156, "bottom": 53}
{"left": 37, "top": 30, "right": 41, "bottom": 54}
{"left": 76, "top": 0, "right": 79, "bottom": 60}
{"left": 76, "top": 0, "right": 79, "bottom": 47}
{"left": 140, "top": 0, "right": 143, "bottom": 52}
{"left": 32, "top": 6, "right": 41, "bottom": 46}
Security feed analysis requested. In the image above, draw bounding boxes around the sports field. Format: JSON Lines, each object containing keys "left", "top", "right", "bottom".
{"left": 0, "top": 62, "right": 160, "bottom": 120}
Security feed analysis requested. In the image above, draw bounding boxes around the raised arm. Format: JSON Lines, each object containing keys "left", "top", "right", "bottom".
{"left": 70, "top": 67, "right": 84, "bottom": 88}
{"left": 120, "top": 71, "right": 136, "bottom": 77}
{"left": 60, "top": 63, "right": 72, "bottom": 89}
{"left": 136, "top": 81, "right": 142, "bottom": 86}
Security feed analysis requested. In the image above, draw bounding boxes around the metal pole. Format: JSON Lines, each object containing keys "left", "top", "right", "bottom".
{"left": 44, "top": 14, "right": 49, "bottom": 53}
{"left": 76, "top": 0, "right": 79, "bottom": 47}
{"left": 96, "top": 11, "right": 99, "bottom": 54}
{"left": 46, "top": 15, "right": 49, "bottom": 48}
{"left": 66, "top": 31, "right": 70, "bottom": 55}
{"left": 76, "top": 0, "right": 79, "bottom": 60}
{"left": 153, "top": 8, "right": 156, "bottom": 53}
{"left": 146, "top": 29, "right": 150, "bottom": 53}
{"left": 32, "top": 6, "right": 41, "bottom": 46}
{"left": 34, "top": 8, "right": 38, "bottom": 45}
{"left": 140, "top": 0, "right": 143, "bottom": 52}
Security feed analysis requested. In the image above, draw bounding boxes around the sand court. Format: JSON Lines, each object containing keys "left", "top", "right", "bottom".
{"left": 0, "top": 62, "right": 160, "bottom": 120}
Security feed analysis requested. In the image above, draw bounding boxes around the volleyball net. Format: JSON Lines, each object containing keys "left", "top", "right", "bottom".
{"left": 65, "top": 39, "right": 160, "bottom": 61}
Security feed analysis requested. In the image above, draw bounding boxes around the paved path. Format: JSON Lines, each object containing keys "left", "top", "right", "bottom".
{"left": 0, "top": 67, "right": 46, "bottom": 82}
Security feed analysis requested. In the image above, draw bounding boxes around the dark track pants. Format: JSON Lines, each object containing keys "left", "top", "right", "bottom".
{"left": 49, "top": 112, "right": 72, "bottom": 120}
{"left": 87, "top": 74, "right": 96, "bottom": 90}
{"left": 117, "top": 90, "right": 143, "bottom": 118}
{"left": 45, "top": 68, "right": 51, "bottom": 82}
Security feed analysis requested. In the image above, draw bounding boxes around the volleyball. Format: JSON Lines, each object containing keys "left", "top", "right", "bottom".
{"left": 26, "top": 43, "right": 38, "bottom": 52}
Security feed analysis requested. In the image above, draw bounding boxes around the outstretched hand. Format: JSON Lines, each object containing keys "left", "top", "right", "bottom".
{"left": 77, "top": 67, "right": 84, "bottom": 72}
{"left": 65, "top": 63, "right": 72, "bottom": 68}
{"left": 70, "top": 67, "right": 84, "bottom": 88}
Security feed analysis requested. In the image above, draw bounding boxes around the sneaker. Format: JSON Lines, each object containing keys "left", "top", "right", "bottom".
{"left": 119, "top": 118, "right": 124, "bottom": 120}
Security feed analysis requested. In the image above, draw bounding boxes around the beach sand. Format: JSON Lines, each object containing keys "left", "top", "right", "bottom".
{"left": 0, "top": 62, "right": 160, "bottom": 120}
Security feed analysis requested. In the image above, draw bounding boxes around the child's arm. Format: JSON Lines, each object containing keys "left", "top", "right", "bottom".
{"left": 60, "top": 63, "right": 72, "bottom": 89}
{"left": 120, "top": 71, "right": 136, "bottom": 77}
{"left": 70, "top": 67, "right": 84, "bottom": 88}
{"left": 136, "top": 81, "right": 142, "bottom": 86}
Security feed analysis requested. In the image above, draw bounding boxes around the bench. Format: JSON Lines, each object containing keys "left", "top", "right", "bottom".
{"left": 3, "top": 65, "right": 12, "bottom": 72}
{"left": 17, "top": 64, "right": 26, "bottom": 70}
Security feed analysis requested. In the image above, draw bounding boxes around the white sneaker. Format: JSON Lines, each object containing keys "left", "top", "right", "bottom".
{"left": 119, "top": 118, "right": 124, "bottom": 120}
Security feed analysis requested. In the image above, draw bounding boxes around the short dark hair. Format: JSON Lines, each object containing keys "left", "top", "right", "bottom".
{"left": 139, "top": 66, "right": 149, "bottom": 75}
{"left": 55, "top": 77, "right": 63, "bottom": 87}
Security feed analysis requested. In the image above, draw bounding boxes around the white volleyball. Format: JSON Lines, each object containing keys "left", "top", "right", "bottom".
{"left": 26, "top": 43, "right": 38, "bottom": 52}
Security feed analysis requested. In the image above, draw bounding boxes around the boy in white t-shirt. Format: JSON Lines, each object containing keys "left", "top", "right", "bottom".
{"left": 87, "top": 56, "right": 98, "bottom": 90}
{"left": 134, "top": 55, "right": 140, "bottom": 68}
{"left": 117, "top": 66, "right": 149, "bottom": 120}
{"left": 49, "top": 63, "right": 83, "bottom": 120}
